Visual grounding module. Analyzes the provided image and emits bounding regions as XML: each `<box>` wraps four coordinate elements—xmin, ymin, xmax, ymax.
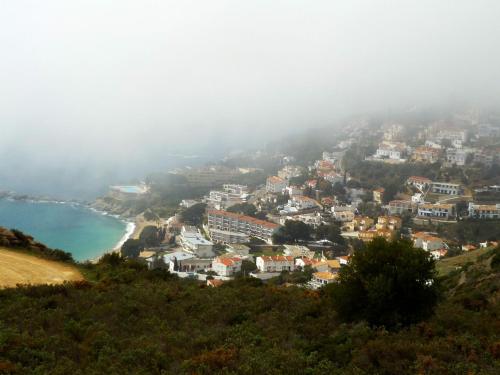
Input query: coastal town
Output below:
<box><xmin>100</xmin><ymin>108</ymin><xmax>500</xmax><ymax>289</ymax></box>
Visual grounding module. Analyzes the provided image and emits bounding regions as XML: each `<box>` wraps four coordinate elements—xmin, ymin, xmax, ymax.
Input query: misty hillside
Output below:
<box><xmin>0</xmin><ymin>246</ymin><xmax>498</xmax><ymax>374</ymax></box>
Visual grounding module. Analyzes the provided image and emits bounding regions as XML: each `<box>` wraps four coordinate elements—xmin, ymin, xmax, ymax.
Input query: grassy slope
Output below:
<box><xmin>436</xmin><ymin>247</ymin><xmax>492</xmax><ymax>276</ymax></box>
<box><xmin>0</xmin><ymin>247</ymin><xmax>83</xmax><ymax>288</ymax></box>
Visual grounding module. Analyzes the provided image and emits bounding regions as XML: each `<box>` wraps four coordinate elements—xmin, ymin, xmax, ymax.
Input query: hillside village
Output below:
<box><xmin>109</xmin><ymin>109</ymin><xmax>500</xmax><ymax>288</ymax></box>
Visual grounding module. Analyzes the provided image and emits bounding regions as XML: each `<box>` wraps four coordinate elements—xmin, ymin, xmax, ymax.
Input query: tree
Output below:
<box><xmin>315</xmin><ymin>223</ymin><xmax>345</xmax><ymax>245</ymax></box>
<box><xmin>139</xmin><ymin>225</ymin><xmax>161</xmax><ymax>247</ymax></box>
<box><xmin>121</xmin><ymin>239</ymin><xmax>142</xmax><ymax>258</ymax></box>
<box><xmin>272</xmin><ymin>220</ymin><xmax>312</xmax><ymax>244</ymax></box>
<box><xmin>180</xmin><ymin>203</ymin><xmax>207</xmax><ymax>226</ymax></box>
<box><xmin>239</xmin><ymin>259</ymin><xmax>257</xmax><ymax>275</ymax></box>
<box><xmin>227</xmin><ymin>203</ymin><xmax>257</xmax><ymax>217</ymax></box>
<box><xmin>326</xmin><ymin>238</ymin><xmax>439</xmax><ymax>328</ymax></box>
<box><xmin>317</xmin><ymin>178</ymin><xmax>333</xmax><ymax>196</ymax></box>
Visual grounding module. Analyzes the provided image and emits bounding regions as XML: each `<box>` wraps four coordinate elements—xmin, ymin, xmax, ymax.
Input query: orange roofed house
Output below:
<box><xmin>266</xmin><ymin>176</ymin><xmax>287</xmax><ymax>193</ymax></box>
<box><xmin>412</xmin><ymin>232</ymin><xmax>447</xmax><ymax>251</ymax></box>
<box><xmin>212</xmin><ymin>256</ymin><xmax>242</xmax><ymax>277</ymax></box>
<box><xmin>412</xmin><ymin>146</ymin><xmax>442</xmax><ymax>163</ymax></box>
<box><xmin>207</xmin><ymin>210</ymin><xmax>280</xmax><ymax>244</ymax></box>
<box><xmin>407</xmin><ymin>176</ymin><xmax>433</xmax><ymax>191</ymax></box>
<box><xmin>256</xmin><ymin>255</ymin><xmax>295</xmax><ymax>273</ymax></box>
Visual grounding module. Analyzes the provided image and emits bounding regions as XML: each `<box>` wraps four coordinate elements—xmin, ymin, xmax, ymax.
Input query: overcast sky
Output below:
<box><xmin>1</xmin><ymin>1</ymin><xmax>500</xmax><ymax>196</ymax></box>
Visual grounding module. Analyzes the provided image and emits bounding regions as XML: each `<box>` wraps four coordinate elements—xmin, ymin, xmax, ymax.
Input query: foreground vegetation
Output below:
<box><xmin>0</xmin><ymin>241</ymin><xmax>499</xmax><ymax>374</ymax></box>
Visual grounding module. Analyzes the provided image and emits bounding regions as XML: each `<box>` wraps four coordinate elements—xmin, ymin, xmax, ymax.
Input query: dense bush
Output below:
<box><xmin>0</xmin><ymin>246</ymin><xmax>499</xmax><ymax>374</ymax></box>
<box><xmin>326</xmin><ymin>238</ymin><xmax>440</xmax><ymax>328</ymax></box>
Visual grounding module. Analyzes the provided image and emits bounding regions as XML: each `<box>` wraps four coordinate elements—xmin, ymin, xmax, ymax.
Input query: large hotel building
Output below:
<box><xmin>207</xmin><ymin>210</ymin><xmax>279</xmax><ymax>244</ymax></box>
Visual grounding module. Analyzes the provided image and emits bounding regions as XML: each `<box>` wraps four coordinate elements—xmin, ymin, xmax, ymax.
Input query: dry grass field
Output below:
<box><xmin>0</xmin><ymin>248</ymin><xmax>83</xmax><ymax>288</ymax></box>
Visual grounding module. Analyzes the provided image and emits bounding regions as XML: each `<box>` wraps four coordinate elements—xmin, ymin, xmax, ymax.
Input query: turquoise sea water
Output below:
<box><xmin>0</xmin><ymin>199</ymin><xmax>128</xmax><ymax>261</ymax></box>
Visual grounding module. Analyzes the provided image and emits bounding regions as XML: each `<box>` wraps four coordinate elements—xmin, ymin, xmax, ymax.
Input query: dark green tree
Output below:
<box><xmin>272</xmin><ymin>220</ymin><xmax>312</xmax><ymax>244</ymax></box>
<box><xmin>180</xmin><ymin>203</ymin><xmax>207</xmax><ymax>226</ymax></box>
<box><xmin>227</xmin><ymin>203</ymin><xmax>257</xmax><ymax>217</ymax></box>
<box><xmin>315</xmin><ymin>223</ymin><xmax>345</xmax><ymax>245</ymax></box>
<box><xmin>326</xmin><ymin>238</ymin><xmax>439</xmax><ymax>328</ymax></box>
<box><xmin>139</xmin><ymin>225</ymin><xmax>161</xmax><ymax>247</ymax></box>
<box><xmin>121</xmin><ymin>239</ymin><xmax>142</xmax><ymax>258</ymax></box>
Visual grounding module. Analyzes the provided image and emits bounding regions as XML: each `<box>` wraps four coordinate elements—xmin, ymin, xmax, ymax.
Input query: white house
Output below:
<box><xmin>310</xmin><ymin>271</ymin><xmax>337</xmax><ymax>289</ymax></box>
<box><xmin>212</xmin><ymin>256</ymin><xmax>242</xmax><ymax>277</ymax></box>
<box><xmin>266</xmin><ymin>176</ymin><xmax>288</xmax><ymax>193</ymax></box>
<box><xmin>417</xmin><ymin>203</ymin><xmax>456</xmax><ymax>220</ymax></box>
<box><xmin>413</xmin><ymin>232</ymin><xmax>447</xmax><ymax>252</ymax></box>
<box><xmin>256</xmin><ymin>255</ymin><xmax>295</xmax><ymax>273</ymax></box>
<box><xmin>178</xmin><ymin>226</ymin><xmax>215</xmax><ymax>258</ymax></box>
<box><xmin>431</xmin><ymin>182</ymin><xmax>463</xmax><ymax>195</ymax></box>
<box><xmin>468</xmin><ymin>202</ymin><xmax>500</xmax><ymax>219</ymax></box>
<box><xmin>284</xmin><ymin>185</ymin><xmax>304</xmax><ymax>197</ymax></box>
<box><xmin>331</xmin><ymin>205</ymin><xmax>356</xmax><ymax>222</ymax></box>
<box><xmin>280</xmin><ymin>196</ymin><xmax>319</xmax><ymax>215</ymax></box>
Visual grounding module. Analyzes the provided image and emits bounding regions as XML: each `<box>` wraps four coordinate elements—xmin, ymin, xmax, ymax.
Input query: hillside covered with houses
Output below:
<box><xmin>106</xmin><ymin>108</ymin><xmax>500</xmax><ymax>289</ymax></box>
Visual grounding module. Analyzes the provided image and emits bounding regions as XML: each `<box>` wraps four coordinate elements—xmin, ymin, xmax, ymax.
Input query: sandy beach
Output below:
<box><xmin>130</xmin><ymin>214</ymin><xmax>161</xmax><ymax>240</ymax></box>
<box><xmin>0</xmin><ymin>248</ymin><xmax>84</xmax><ymax>288</ymax></box>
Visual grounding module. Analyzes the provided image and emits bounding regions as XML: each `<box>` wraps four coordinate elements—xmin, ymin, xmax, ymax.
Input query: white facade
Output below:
<box><xmin>212</xmin><ymin>257</ymin><xmax>242</xmax><ymax>277</ymax></box>
<box><xmin>431</xmin><ymin>182</ymin><xmax>462</xmax><ymax>195</ymax></box>
<box><xmin>178</xmin><ymin>226</ymin><xmax>215</xmax><ymax>258</ymax></box>
<box><xmin>278</xmin><ymin>165</ymin><xmax>303</xmax><ymax>180</ymax></box>
<box><xmin>284</xmin><ymin>185</ymin><xmax>304</xmax><ymax>197</ymax></box>
<box><xmin>280</xmin><ymin>196</ymin><xmax>319</xmax><ymax>215</ymax></box>
<box><xmin>413</xmin><ymin>234</ymin><xmax>446</xmax><ymax>251</ymax></box>
<box><xmin>256</xmin><ymin>256</ymin><xmax>295</xmax><ymax>273</ymax></box>
<box><xmin>446</xmin><ymin>148</ymin><xmax>469</xmax><ymax>166</ymax></box>
<box><xmin>206</xmin><ymin>184</ymin><xmax>249</xmax><ymax>210</ymax></box>
<box><xmin>468</xmin><ymin>202</ymin><xmax>500</xmax><ymax>219</ymax></box>
<box><xmin>266</xmin><ymin>176</ymin><xmax>288</xmax><ymax>193</ymax></box>
<box><xmin>209</xmin><ymin>228</ymin><xmax>250</xmax><ymax>244</ymax></box>
<box><xmin>207</xmin><ymin>210</ymin><xmax>279</xmax><ymax>243</ymax></box>
<box><xmin>417</xmin><ymin>203</ymin><xmax>455</xmax><ymax>220</ymax></box>
<box><xmin>331</xmin><ymin>205</ymin><xmax>356</xmax><ymax>222</ymax></box>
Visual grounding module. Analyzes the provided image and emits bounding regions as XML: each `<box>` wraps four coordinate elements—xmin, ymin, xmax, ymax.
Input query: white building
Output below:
<box><xmin>412</xmin><ymin>193</ymin><xmax>425</xmax><ymax>204</ymax></box>
<box><xmin>207</xmin><ymin>210</ymin><xmax>279</xmax><ymax>243</ymax></box>
<box><xmin>256</xmin><ymin>255</ymin><xmax>295</xmax><ymax>273</ymax></box>
<box><xmin>407</xmin><ymin>176</ymin><xmax>433</xmax><ymax>192</ymax></box>
<box><xmin>278</xmin><ymin>165</ymin><xmax>303</xmax><ymax>180</ymax></box>
<box><xmin>320</xmin><ymin>171</ymin><xmax>344</xmax><ymax>185</ymax></box>
<box><xmin>206</xmin><ymin>184</ymin><xmax>249</xmax><ymax>210</ymax></box>
<box><xmin>284</xmin><ymin>185</ymin><xmax>304</xmax><ymax>197</ymax></box>
<box><xmin>209</xmin><ymin>228</ymin><xmax>250</xmax><ymax>244</ymax></box>
<box><xmin>413</xmin><ymin>232</ymin><xmax>447</xmax><ymax>252</ymax></box>
<box><xmin>369</xmin><ymin>141</ymin><xmax>408</xmax><ymax>162</ymax></box>
<box><xmin>468</xmin><ymin>202</ymin><xmax>500</xmax><ymax>219</ymax></box>
<box><xmin>266</xmin><ymin>176</ymin><xmax>288</xmax><ymax>193</ymax></box>
<box><xmin>431</xmin><ymin>182</ymin><xmax>463</xmax><ymax>195</ymax></box>
<box><xmin>331</xmin><ymin>205</ymin><xmax>356</xmax><ymax>222</ymax></box>
<box><xmin>417</xmin><ymin>203</ymin><xmax>456</xmax><ymax>220</ymax></box>
<box><xmin>309</xmin><ymin>271</ymin><xmax>337</xmax><ymax>289</ymax></box>
<box><xmin>279</xmin><ymin>213</ymin><xmax>322</xmax><ymax>228</ymax></box>
<box><xmin>166</xmin><ymin>252</ymin><xmax>211</xmax><ymax>272</ymax></box>
<box><xmin>212</xmin><ymin>256</ymin><xmax>242</xmax><ymax>277</ymax></box>
<box><xmin>280</xmin><ymin>196</ymin><xmax>319</xmax><ymax>215</ymax></box>
<box><xmin>178</xmin><ymin>226</ymin><xmax>215</xmax><ymax>258</ymax></box>
<box><xmin>446</xmin><ymin>148</ymin><xmax>469</xmax><ymax>166</ymax></box>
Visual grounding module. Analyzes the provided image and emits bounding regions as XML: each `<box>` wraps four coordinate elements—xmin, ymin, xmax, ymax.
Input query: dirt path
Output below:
<box><xmin>0</xmin><ymin>248</ymin><xmax>83</xmax><ymax>288</ymax></box>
